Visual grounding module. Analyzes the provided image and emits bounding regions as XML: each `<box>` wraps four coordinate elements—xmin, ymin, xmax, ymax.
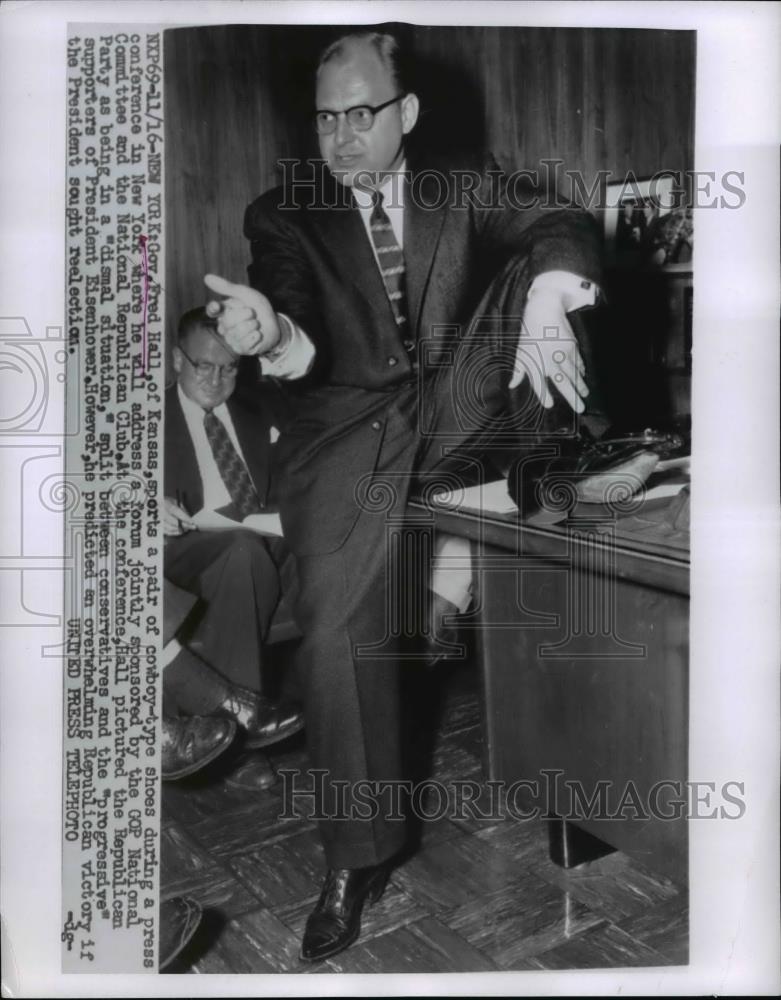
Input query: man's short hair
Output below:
<box><xmin>177</xmin><ymin>306</ymin><xmax>217</xmax><ymax>347</ymax></box>
<box><xmin>317</xmin><ymin>31</ymin><xmax>410</xmax><ymax>94</ymax></box>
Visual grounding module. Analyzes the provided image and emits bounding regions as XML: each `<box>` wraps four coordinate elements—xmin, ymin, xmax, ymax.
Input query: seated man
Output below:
<box><xmin>163</xmin><ymin>306</ymin><xmax>303</xmax><ymax>769</ymax></box>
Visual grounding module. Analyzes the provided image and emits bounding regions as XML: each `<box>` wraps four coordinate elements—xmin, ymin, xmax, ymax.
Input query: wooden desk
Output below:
<box><xmin>411</xmin><ymin>486</ymin><xmax>689</xmax><ymax>884</ymax></box>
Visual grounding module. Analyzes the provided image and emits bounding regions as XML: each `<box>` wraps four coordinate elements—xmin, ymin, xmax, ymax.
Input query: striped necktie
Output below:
<box><xmin>369</xmin><ymin>190</ymin><xmax>410</xmax><ymax>333</ymax></box>
<box><xmin>203</xmin><ymin>410</ymin><xmax>262</xmax><ymax>519</ymax></box>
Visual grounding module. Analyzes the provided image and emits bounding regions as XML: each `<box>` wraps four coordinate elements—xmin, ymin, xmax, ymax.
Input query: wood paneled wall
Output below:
<box><xmin>164</xmin><ymin>24</ymin><xmax>695</xmax><ymax>344</ymax></box>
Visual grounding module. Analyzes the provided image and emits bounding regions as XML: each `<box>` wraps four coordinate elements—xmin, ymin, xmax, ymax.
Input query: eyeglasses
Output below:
<box><xmin>314</xmin><ymin>94</ymin><xmax>405</xmax><ymax>135</ymax></box>
<box><xmin>178</xmin><ymin>345</ymin><xmax>239</xmax><ymax>380</ymax></box>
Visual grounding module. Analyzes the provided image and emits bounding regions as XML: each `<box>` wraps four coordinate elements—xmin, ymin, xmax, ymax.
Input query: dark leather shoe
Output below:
<box><xmin>161</xmin><ymin>715</ymin><xmax>236</xmax><ymax>780</ymax></box>
<box><xmin>300</xmin><ymin>864</ymin><xmax>389</xmax><ymax>963</ymax></box>
<box><xmin>159</xmin><ymin>896</ymin><xmax>202</xmax><ymax>969</ymax></box>
<box><xmin>423</xmin><ymin>591</ymin><xmax>465</xmax><ymax>666</ymax></box>
<box><xmin>215</xmin><ymin>684</ymin><xmax>305</xmax><ymax>749</ymax></box>
<box><xmin>224</xmin><ymin>752</ymin><xmax>277</xmax><ymax>791</ymax></box>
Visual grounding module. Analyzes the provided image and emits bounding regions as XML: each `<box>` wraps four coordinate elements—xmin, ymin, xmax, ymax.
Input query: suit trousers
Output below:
<box><xmin>291</xmin><ymin>254</ymin><xmax>555</xmax><ymax>869</ymax></box>
<box><xmin>164</xmin><ymin>528</ymin><xmax>289</xmax><ymax>710</ymax></box>
<box><xmin>162</xmin><ymin>578</ymin><xmax>212</xmax><ymax>717</ymax></box>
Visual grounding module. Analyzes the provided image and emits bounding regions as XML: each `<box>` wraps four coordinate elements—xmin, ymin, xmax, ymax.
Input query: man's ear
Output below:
<box><xmin>401</xmin><ymin>92</ymin><xmax>419</xmax><ymax>135</ymax></box>
<box><xmin>172</xmin><ymin>346</ymin><xmax>183</xmax><ymax>376</ymax></box>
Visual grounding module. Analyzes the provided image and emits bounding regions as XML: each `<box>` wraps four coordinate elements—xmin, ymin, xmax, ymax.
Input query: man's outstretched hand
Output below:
<box><xmin>203</xmin><ymin>274</ymin><xmax>282</xmax><ymax>356</ymax></box>
<box><xmin>509</xmin><ymin>289</ymin><xmax>589</xmax><ymax>414</ymax></box>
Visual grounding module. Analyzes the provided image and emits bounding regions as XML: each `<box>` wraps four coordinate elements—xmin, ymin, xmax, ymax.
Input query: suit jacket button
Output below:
<box><xmin>387</xmin><ymin>356</ymin><xmax>398</xmax><ymax>366</ymax></box>
<box><xmin>371</xmin><ymin>420</ymin><xmax>381</xmax><ymax>431</ymax></box>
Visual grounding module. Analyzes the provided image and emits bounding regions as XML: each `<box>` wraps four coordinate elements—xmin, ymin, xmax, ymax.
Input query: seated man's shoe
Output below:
<box><xmin>300</xmin><ymin>864</ymin><xmax>389</xmax><ymax>963</ymax></box>
<box><xmin>215</xmin><ymin>684</ymin><xmax>305</xmax><ymax>750</ymax></box>
<box><xmin>224</xmin><ymin>751</ymin><xmax>277</xmax><ymax>791</ymax></box>
<box><xmin>162</xmin><ymin>715</ymin><xmax>237</xmax><ymax>781</ymax></box>
<box><xmin>159</xmin><ymin>896</ymin><xmax>202</xmax><ymax>969</ymax></box>
<box><xmin>423</xmin><ymin>591</ymin><xmax>465</xmax><ymax>667</ymax></box>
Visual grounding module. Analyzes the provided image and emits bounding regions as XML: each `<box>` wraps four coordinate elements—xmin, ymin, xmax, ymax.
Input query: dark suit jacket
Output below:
<box><xmin>243</xmin><ymin>151</ymin><xmax>602</xmax><ymax>555</ymax></box>
<box><xmin>164</xmin><ymin>383</ymin><xmax>277</xmax><ymax>515</ymax></box>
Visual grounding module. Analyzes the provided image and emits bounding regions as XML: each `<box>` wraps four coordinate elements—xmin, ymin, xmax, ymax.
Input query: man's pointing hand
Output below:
<box><xmin>203</xmin><ymin>274</ymin><xmax>282</xmax><ymax>356</ymax></box>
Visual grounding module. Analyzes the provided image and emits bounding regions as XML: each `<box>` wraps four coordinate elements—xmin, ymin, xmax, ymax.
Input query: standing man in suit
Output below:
<box><xmin>164</xmin><ymin>306</ymin><xmax>303</xmax><ymax>788</ymax></box>
<box><xmin>203</xmin><ymin>30</ymin><xmax>602</xmax><ymax>960</ymax></box>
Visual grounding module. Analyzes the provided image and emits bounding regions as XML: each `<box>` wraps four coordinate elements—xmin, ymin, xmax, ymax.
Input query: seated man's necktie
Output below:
<box><xmin>203</xmin><ymin>409</ymin><xmax>262</xmax><ymax>518</ymax></box>
<box><xmin>369</xmin><ymin>190</ymin><xmax>410</xmax><ymax>332</ymax></box>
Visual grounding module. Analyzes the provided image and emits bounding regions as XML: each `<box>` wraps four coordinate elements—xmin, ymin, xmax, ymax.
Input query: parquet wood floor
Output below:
<box><xmin>161</xmin><ymin>658</ymin><xmax>688</xmax><ymax>974</ymax></box>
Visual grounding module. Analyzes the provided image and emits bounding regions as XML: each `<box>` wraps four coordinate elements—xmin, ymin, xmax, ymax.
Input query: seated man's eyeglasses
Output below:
<box><xmin>314</xmin><ymin>94</ymin><xmax>405</xmax><ymax>135</ymax></box>
<box><xmin>178</xmin><ymin>345</ymin><xmax>239</xmax><ymax>380</ymax></box>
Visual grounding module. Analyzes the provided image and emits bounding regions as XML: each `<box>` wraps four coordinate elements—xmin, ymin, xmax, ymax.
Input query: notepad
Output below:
<box><xmin>191</xmin><ymin>509</ymin><xmax>283</xmax><ymax>537</ymax></box>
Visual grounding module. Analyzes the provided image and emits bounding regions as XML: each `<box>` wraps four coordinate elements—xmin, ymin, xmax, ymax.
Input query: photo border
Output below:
<box><xmin>0</xmin><ymin>1</ymin><xmax>778</xmax><ymax>996</ymax></box>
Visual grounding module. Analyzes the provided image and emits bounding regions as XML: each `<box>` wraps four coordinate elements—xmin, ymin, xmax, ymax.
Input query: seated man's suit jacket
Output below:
<box><xmin>163</xmin><ymin>381</ymin><xmax>296</xmax><ymax>700</ymax></box>
<box><xmin>164</xmin><ymin>382</ymin><xmax>277</xmax><ymax>516</ymax></box>
<box><xmin>244</xmin><ymin>150</ymin><xmax>602</xmax><ymax>556</ymax></box>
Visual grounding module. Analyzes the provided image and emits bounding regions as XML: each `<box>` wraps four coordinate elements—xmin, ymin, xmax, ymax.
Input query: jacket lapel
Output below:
<box><xmin>165</xmin><ymin>386</ymin><xmax>204</xmax><ymax>515</ymax></box>
<box><xmin>308</xmin><ymin>177</ymin><xmax>396</xmax><ymax>327</ymax></box>
<box><xmin>309</xmin><ymin>162</ymin><xmax>448</xmax><ymax>334</ymax></box>
<box><xmin>403</xmin><ymin>168</ymin><xmax>448</xmax><ymax>335</ymax></box>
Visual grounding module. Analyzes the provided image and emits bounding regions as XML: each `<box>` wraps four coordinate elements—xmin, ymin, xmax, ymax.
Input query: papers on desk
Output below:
<box><xmin>191</xmin><ymin>509</ymin><xmax>283</xmax><ymax>537</ymax></box>
<box><xmin>642</xmin><ymin>481</ymin><xmax>688</xmax><ymax>502</ymax></box>
<box><xmin>656</xmin><ymin>455</ymin><xmax>691</xmax><ymax>475</ymax></box>
<box><xmin>431</xmin><ymin>479</ymin><xmax>518</xmax><ymax>514</ymax></box>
